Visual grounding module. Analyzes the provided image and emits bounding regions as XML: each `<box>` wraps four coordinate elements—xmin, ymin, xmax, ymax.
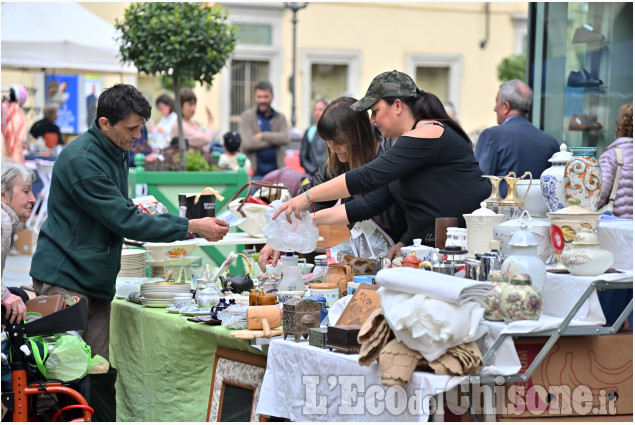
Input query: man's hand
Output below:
<box><xmin>258</xmin><ymin>244</ymin><xmax>281</xmax><ymax>272</ymax></box>
<box><xmin>387</xmin><ymin>242</ymin><xmax>405</xmax><ymax>260</ymax></box>
<box><xmin>188</xmin><ymin>217</ymin><xmax>229</xmax><ymax>242</ymax></box>
<box><xmin>2</xmin><ymin>292</ymin><xmax>26</xmax><ymax>324</ymax></box>
<box><xmin>253</xmin><ymin>132</ymin><xmax>262</xmax><ymax>140</ymax></box>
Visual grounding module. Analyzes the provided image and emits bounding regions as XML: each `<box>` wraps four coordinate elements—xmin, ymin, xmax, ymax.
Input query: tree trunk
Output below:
<box><xmin>172</xmin><ymin>73</ymin><xmax>187</xmax><ymax>169</ymax></box>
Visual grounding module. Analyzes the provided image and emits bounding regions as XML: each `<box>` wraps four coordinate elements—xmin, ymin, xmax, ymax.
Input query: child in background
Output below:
<box><xmin>219</xmin><ymin>131</ymin><xmax>252</xmax><ymax>175</ymax></box>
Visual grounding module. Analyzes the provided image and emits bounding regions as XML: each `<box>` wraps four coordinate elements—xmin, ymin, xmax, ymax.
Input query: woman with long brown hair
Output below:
<box><xmin>258</xmin><ymin>96</ymin><xmax>406</xmax><ymax>270</ymax></box>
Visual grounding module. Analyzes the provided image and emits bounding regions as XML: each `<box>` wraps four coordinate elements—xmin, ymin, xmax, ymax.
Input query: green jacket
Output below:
<box><xmin>30</xmin><ymin>122</ymin><xmax>188</xmax><ymax>300</ymax></box>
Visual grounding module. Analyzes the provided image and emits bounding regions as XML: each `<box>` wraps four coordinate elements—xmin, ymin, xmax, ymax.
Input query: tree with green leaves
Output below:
<box><xmin>497</xmin><ymin>53</ymin><xmax>527</xmax><ymax>82</ymax></box>
<box><xmin>115</xmin><ymin>2</ymin><xmax>237</xmax><ymax>168</ymax></box>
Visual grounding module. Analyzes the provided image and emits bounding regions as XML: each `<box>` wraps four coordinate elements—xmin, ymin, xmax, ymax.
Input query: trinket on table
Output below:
<box><xmin>282</xmin><ymin>298</ymin><xmax>321</xmax><ymax>342</ymax></box>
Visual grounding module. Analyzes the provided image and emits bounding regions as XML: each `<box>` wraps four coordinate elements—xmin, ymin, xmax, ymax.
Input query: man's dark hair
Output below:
<box><xmin>97</xmin><ymin>84</ymin><xmax>151</xmax><ymax>127</ymax></box>
<box><xmin>254</xmin><ymin>81</ymin><xmax>273</xmax><ymax>93</ymax></box>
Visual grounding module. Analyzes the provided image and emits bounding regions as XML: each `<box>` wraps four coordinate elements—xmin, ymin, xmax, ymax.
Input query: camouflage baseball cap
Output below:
<box><xmin>351</xmin><ymin>70</ymin><xmax>418</xmax><ymax>111</ymax></box>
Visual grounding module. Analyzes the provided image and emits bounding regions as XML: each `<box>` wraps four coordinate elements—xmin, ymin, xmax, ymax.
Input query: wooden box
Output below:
<box><xmin>326</xmin><ymin>324</ymin><xmax>361</xmax><ymax>353</ymax></box>
<box><xmin>308</xmin><ymin>327</ymin><xmax>328</xmax><ymax>349</ymax></box>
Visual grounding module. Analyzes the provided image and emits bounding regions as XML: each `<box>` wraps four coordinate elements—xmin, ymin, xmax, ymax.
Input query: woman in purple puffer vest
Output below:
<box><xmin>599</xmin><ymin>102</ymin><xmax>633</xmax><ymax>219</ymax></box>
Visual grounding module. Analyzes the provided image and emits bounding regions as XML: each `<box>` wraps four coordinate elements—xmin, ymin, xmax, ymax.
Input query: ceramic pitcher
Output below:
<box><xmin>564</xmin><ymin>147</ymin><xmax>602</xmax><ymax>211</ymax></box>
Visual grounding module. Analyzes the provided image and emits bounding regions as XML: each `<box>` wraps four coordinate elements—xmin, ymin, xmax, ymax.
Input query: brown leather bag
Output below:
<box><xmin>25</xmin><ymin>295</ymin><xmax>67</xmax><ymax>317</ymax></box>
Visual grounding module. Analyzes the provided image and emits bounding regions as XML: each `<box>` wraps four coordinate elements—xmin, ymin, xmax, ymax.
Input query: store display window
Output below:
<box><xmin>528</xmin><ymin>2</ymin><xmax>633</xmax><ymax>152</ymax></box>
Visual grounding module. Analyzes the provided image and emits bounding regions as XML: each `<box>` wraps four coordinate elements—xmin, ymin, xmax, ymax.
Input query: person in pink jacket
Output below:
<box><xmin>599</xmin><ymin>102</ymin><xmax>633</xmax><ymax>219</ymax></box>
<box><xmin>169</xmin><ymin>88</ymin><xmax>216</xmax><ymax>156</ymax></box>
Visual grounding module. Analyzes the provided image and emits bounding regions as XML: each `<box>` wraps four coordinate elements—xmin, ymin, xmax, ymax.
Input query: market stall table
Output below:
<box><xmin>109</xmin><ymin>299</ymin><xmax>264</xmax><ymax>422</ymax></box>
<box><xmin>256</xmin><ymin>271</ymin><xmax>633</xmax><ymax>422</ymax></box>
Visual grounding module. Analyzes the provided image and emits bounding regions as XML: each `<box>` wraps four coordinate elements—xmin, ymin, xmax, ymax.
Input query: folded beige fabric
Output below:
<box><xmin>359</xmin><ymin>323</ymin><xmax>392</xmax><ymax>366</ymax></box>
<box><xmin>427</xmin><ymin>342</ymin><xmax>483</xmax><ymax>375</ymax></box>
<box><xmin>358</xmin><ymin>308</ymin><xmax>384</xmax><ymax>344</ymax></box>
<box><xmin>358</xmin><ymin>309</ymin><xmax>394</xmax><ymax>366</ymax></box>
<box><xmin>379</xmin><ymin>339</ymin><xmax>422</xmax><ymax>386</ymax></box>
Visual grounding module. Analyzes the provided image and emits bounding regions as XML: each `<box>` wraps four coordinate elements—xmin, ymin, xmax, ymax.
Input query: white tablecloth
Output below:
<box><xmin>598</xmin><ymin>218</ymin><xmax>633</xmax><ymax>271</ymax></box>
<box><xmin>256</xmin><ymin>338</ymin><xmax>450</xmax><ymax>422</ymax></box>
<box><xmin>256</xmin><ymin>271</ymin><xmax>632</xmax><ymax>421</ymax></box>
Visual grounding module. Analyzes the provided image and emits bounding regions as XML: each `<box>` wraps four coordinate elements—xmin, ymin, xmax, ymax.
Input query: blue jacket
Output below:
<box><xmin>475</xmin><ymin>115</ymin><xmax>559</xmax><ymax>179</ymax></box>
<box><xmin>30</xmin><ymin>122</ymin><xmax>189</xmax><ymax>300</ymax></box>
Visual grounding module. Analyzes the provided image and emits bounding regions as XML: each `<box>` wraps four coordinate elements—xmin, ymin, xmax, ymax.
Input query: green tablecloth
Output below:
<box><xmin>109</xmin><ymin>299</ymin><xmax>264</xmax><ymax>422</ymax></box>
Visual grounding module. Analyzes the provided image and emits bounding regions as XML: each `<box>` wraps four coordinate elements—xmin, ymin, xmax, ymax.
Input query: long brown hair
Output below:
<box><xmin>317</xmin><ymin>96</ymin><xmax>377</xmax><ymax>176</ymax></box>
<box><xmin>616</xmin><ymin>102</ymin><xmax>633</xmax><ymax>138</ymax></box>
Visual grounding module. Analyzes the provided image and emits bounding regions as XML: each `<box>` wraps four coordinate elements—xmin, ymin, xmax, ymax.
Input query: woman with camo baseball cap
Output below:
<box><xmin>274</xmin><ymin>70</ymin><xmax>490</xmax><ymax>258</ymax></box>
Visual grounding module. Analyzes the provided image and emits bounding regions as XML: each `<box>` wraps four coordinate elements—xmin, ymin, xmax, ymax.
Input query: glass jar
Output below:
<box><xmin>313</xmin><ymin>254</ymin><xmax>328</xmax><ymax>283</ymax></box>
<box><xmin>445</xmin><ymin>227</ymin><xmax>468</xmax><ymax>260</ymax></box>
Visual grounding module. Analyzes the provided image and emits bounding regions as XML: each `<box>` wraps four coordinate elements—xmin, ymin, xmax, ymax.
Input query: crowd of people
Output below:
<box><xmin>1</xmin><ymin>70</ymin><xmax>633</xmax><ymax>359</ymax></box>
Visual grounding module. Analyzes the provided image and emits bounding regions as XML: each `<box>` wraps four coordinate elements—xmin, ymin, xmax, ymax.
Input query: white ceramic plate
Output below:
<box><xmin>143</xmin><ymin>303</ymin><xmax>170</xmax><ymax>308</ymax></box>
<box><xmin>146</xmin><ymin>257</ymin><xmax>198</xmax><ymax>267</ymax></box>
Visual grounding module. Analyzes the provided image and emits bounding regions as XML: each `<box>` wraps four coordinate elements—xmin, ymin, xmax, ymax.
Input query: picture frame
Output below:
<box><xmin>206</xmin><ymin>346</ymin><xmax>268</xmax><ymax>422</ymax></box>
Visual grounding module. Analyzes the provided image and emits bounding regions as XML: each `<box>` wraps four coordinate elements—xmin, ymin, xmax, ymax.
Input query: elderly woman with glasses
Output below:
<box><xmin>1</xmin><ymin>162</ymin><xmax>36</xmax><ymax>324</ymax></box>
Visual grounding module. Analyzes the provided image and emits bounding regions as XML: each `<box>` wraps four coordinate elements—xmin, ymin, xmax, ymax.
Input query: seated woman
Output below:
<box><xmin>274</xmin><ymin>70</ymin><xmax>491</xmax><ymax>254</ymax></box>
<box><xmin>259</xmin><ymin>96</ymin><xmax>406</xmax><ymax>270</ymax></box>
<box><xmin>169</xmin><ymin>88</ymin><xmax>216</xmax><ymax>156</ymax></box>
<box><xmin>1</xmin><ymin>161</ymin><xmax>36</xmax><ymax>324</ymax></box>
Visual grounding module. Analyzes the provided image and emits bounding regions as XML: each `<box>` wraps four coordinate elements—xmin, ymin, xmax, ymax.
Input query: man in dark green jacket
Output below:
<box><xmin>30</xmin><ymin>84</ymin><xmax>229</xmax><ymax>360</ymax></box>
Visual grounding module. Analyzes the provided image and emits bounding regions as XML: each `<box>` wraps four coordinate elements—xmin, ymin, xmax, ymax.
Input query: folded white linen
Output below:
<box><xmin>375</xmin><ymin>268</ymin><xmax>494</xmax><ymax>306</ymax></box>
<box><xmin>379</xmin><ymin>287</ymin><xmax>488</xmax><ymax>362</ymax></box>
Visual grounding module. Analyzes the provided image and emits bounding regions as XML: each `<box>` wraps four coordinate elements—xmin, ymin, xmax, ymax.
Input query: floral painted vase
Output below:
<box><xmin>484</xmin><ymin>270</ymin><xmax>509</xmax><ymax>321</ymax></box>
<box><xmin>563</xmin><ymin>147</ymin><xmax>602</xmax><ymax>211</ymax></box>
<box><xmin>499</xmin><ymin>273</ymin><xmax>543</xmax><ymax>322</ymax></box>
<box><xmin>540</xmin><ymin>143</ymin><xmax>573</xmax><ymax>212</ymax></box>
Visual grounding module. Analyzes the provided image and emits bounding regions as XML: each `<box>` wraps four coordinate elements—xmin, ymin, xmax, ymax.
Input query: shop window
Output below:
<box><xmin>529</xmin><ymin>2</ymin><xmax>633</xmax><ymax>152</ymax></box>
<box><xmin>416</xmin><ymin>67</ymin><xmax>450</xmax><ymax>107</ymax></box>
<box><xmin>229</xmin><ymin>60</ymin><xmax>270</xmax><ymax>131</ymax></box>
<box><xmin>300</xmin><ymin>50</ymin><xmax>361</xmax><ymax>128</ymax></box>
<box><xmin>310</xmin><ymin>64</ymin><xmax>347</xmax><ymax>118</ymax></box>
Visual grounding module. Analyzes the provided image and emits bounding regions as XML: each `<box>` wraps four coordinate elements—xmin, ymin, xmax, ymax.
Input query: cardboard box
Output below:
<box><xmin>13</xmin><ymin>228</ymin><xmax>35</xmax><ymax>255</ymax></box>
<box><xmin>501</xmin><ymin>331</ymin><xmax>633</xmax><ymax>418</ymax></box>
<box><xmin>498</xmin><ymin>414</ymin><xmax>633</xmax><ymax>422</ymax></box>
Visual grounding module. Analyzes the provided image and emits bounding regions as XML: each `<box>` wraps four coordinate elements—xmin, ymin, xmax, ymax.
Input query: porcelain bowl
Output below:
<box><xmin>144</xmin><ymin>240</ymin><xmax>199</xmax><ymax>262</ymax></box>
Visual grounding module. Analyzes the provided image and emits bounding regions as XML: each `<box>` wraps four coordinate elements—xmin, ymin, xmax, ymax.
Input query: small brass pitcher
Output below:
<box><xmin>499</xmin><ymin>172</ymin><xmax>533</xmax><ymax>206</ymax></box>
<box><xmin>482</xmin><ymin>175</ymin><xmax>504</xmax><ymax>209</ymax></box>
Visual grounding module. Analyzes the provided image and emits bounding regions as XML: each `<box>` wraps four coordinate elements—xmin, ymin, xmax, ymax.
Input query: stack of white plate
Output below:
<box><xmin>118</xmin><ymin>250</ymin><xmax>147</xmax><ymax>278</ymax></box>
<box><xmin>140</xmin><ymin>282</ymin><xmax>191</xmax><ymax>308</ymax></box>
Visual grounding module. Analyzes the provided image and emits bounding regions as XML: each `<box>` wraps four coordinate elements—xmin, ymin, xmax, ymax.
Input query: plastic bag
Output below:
<box><xmin>88</xmin><ymin>354</ymin><xmax>110</xmax><ymax>374</ymax></box>
<box><xmin>45</xmin><ymin>334</ymin><xmax>91</xmax><ymax>381</ymax></box>
<box><xmin>263</xmin><ymin>200</ymin><xmax>320</xmax><ymax>253</ymax></box>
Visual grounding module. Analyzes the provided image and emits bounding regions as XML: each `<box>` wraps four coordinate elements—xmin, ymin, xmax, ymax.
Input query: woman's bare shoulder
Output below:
<box><xmin>404</xmin><ymin>120</ymin><xmax>445</xmax><ymax>139</ymax></box>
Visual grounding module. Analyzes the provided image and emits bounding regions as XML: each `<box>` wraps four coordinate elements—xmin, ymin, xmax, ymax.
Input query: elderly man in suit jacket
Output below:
<box><xmin>475</xmin><ymin>80</ymin><xmax>559</xmax><ymax>180</ymax></box>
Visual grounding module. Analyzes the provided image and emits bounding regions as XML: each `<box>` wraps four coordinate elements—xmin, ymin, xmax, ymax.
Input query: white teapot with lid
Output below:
<box><xmin>501</xmin><ymin>224</ymin><xmax>546</xmax><ymax>292</ymax></box>
<box><xmin>400</xmin><ymin>238</ymin><xmax>439</xmax><ymax>263</ymax></box>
